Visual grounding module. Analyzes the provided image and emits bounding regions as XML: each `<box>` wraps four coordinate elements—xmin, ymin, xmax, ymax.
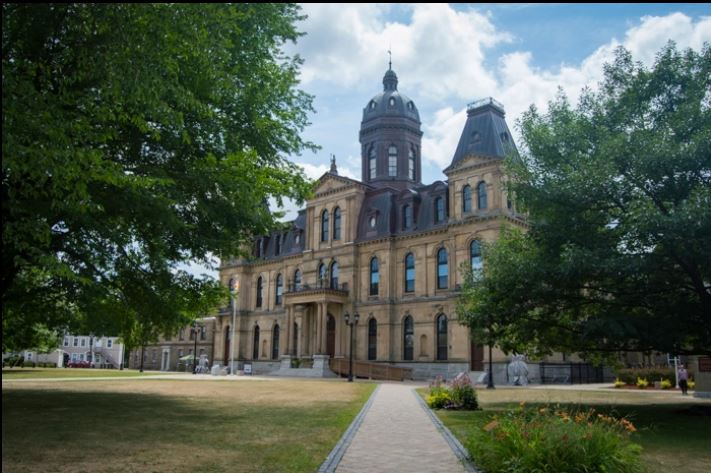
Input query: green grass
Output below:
<box><xmin>3</xmin><ymin>379</ymin><xmax>375</xmax><ymax>473</ymax></box>
<box><xmin>2</xmin><ymin>367</ymin><xmax>161</xmax><ymax>379</ymax></box>
<box><xmin>419</xmin><ymin>387</ymin><xmax>711</xmax><ymax>473</ymax></box>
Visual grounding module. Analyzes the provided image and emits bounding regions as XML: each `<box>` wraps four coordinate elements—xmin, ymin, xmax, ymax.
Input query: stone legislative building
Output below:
<box><xmin>215</xmin><ymin>67</ymin><xmax>526</xmax><ymax>380</ymax></box>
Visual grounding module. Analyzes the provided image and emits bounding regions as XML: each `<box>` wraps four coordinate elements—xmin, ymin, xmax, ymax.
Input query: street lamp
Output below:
<box><xmin>344</xmin><ymin>312</ymin><xmax>359</xmax><ymax>382</ymax></box>
<box><xmin>192</xmin><ymin>319</ymin><xmax>199</xmax><ymax>374</ymax></box>
<box><xmin>487</xmin><ymin>323</ymin><xmax>495</xmax><ymax>389</ymax></box>
<box><xmin>230</xmin><ymin>279</ymin><xmax>239</xmax><ymax>376</ymax></box>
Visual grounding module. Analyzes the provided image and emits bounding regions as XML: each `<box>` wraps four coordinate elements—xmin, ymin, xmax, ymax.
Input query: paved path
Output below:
<box><xmin>334</xmin><ymin>383</ymin><xmax>468</xmax><ymax>473</ymax></box>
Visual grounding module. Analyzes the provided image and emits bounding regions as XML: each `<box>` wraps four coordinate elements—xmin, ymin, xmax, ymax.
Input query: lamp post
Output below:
<box><xmin>192</xmin><ymin>319</ymin><xmax>199</xmax><ymax>374</ymax></box>
<box><xmin>487</xmin><ymin>321</ymin><xmax>495</xmax><ymax>389</ymax></box>
<box><xmin>344</xmin><ymin>312</ymin><xmax>359</xmax><ymax>382</ymax></box>
<box><xmin>230</xmin><ymin>280</ymin><xmax>239</xmax><ymax>376</ymax></box>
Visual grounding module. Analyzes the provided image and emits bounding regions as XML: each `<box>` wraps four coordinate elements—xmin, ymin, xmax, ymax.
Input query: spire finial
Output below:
<box><xmin>329</xmin><ymin>153</ymin><xmax>338</xmax><ymax>175</ymax></box>
<box><xmin>387</xmin><ymin>47</ymin><xmax>392</xmax><ymax>71</ymax></box>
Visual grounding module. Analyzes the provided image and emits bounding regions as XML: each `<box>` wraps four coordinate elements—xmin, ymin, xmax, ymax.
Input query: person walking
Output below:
<box><xmin>678</xmin><ymin>365</ymin><xmax>689</xmax><ymax>395</ymax></box>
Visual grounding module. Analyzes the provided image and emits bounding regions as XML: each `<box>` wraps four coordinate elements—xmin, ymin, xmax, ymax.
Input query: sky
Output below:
<box><xmin>186</xmin><ymin>3</ymin><xmax>711</xmax><ymax>278</ymax></box>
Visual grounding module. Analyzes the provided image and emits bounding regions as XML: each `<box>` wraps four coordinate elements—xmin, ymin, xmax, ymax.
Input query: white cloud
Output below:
<box><xmin>422</xmin><ymin>106</ymin><xmax>467</xmax><ymax>168</ymax></box>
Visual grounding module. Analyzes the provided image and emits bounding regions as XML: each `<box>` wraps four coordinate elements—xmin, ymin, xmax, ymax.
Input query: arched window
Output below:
<box><xmin>370</xmin><ymin>257</ymin><xmax>379</xmax><ymax>296</ymax></box>
<box><xmin>408</xmin><ymin>148</ymin><xmax>415</xmax><ymax>180</ymax></box>
<box><xmin>478</xmin><ymin>181</ymin><xmax>488</xmax><ymax>209</ymax></box>
<box><xmin>293</xmin><ymin>269</ymin><xmax>302</xmax><ymax>291</ymax></box>
<box><xmin>470</xmin><ymin>240</ymin><xmax>483</xmax><ymax>274</ymax></box>
<box><xmin>403</xmin><ymin>316</ymin><xmax>414</xmax><ymax>361</ymax></box>
<box><xmin>462</xmin><ymin>185</ymin><xmax>472</xmax><ymax>213</ymax></box>
<box><xmin>330</xmin><ymin>261</ymin><xmax>339</xmax><ymax>289</ymax></box>
<box><xmin>437</xmin><ymin>248</ymin><xmax>448</xmax><ymax>289</ymax></box>
<box><xmin>405</xmin><ymin>253</ymin><xmax>415</xmax><ymax>293</ymax></box>
<box><xmin>272</xmin><ymin>325</ymin><xmax>280</xmax><ymax>360</ymax></box>
<box><xmin>321</xmin><ymin>210</ymin><xmax>329</xmax><ymax>242</ymax></box>
<box><xmin>318</xmin><ymin>263</ymin><xmax>327</xmax><ymax>286</ymax></box>
<box><xmin>333</xmin><ymin>207</ymin><xmax>341</xmax><ymax>240</ymax></box>
<box><xmin>256</xmin><ymin>276</ymin><xmax>263</xmax><ymax>308</ymax></box>
<box><xmin>437</xmin><ymin>314</ymin><xmax>448</xmax><ymax>360</ymax></box>
<box><xmin>402</xmin><ymin>204</ymin><xmax>412</xmax><ymax>229</ymax></box>
<box><xmin>435</xmin><ymin>196</ymin><xmax>445</xmax><ymax>223</ymax></box>
<box><xmin>253</xmin><ymin>325</ymin><xmax>260</xmax><ymax>360</ymax></box>
<box><xmin>369</xmin><ymin>147</ymin><xmax>376</xmax><ymax>179</ymax></box>
<box><xmin>368</xmin><ymin>318</ymin><xmax>377</xmax><ymax>360</ymax></box>
<box><xmin>275</xmin><ymin>273</ymin><xmax>283</xmax><ymax>305</ymax></box>
<box><xmin>388</xmin><ymin>145</ymin><xmax>397</xmax><ymax>177</ymax></box>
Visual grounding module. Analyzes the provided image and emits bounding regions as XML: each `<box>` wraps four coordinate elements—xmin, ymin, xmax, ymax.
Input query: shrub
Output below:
<box><xmin>614</xmin><ymin>378</ymin><xmax>625</xmax><ymax>389</ymax></box>
<box><xmin>22</xmin><ymin>361</ymin><xmax>36</xmax><ymax>368</ymax></box>
<box><xmin>660</xmin><ymin>379</ymin><xmax>673</xmax><ymax>390</ymax></box>
<box><xmin>615</xmin><ymin>367</ymin><xmax>674</xmax><ymax>385</ymax></box>
<box><xmin>688</xmin><ymin>380</ymin><xmax>695</xmax><ymax>390</ymax></box>
<box><xmin>426</xmin><ymin>374</ymin><xmax>479</xmax><ymax>410</ymax></box>
<box><xmin>636</xmin><ymin>377</ymin><xmax>649</xmax><ymax>389</ymax></box>
<box><xmin>468</xmin><ymin>406</ymin><xmax>645</xmax><ymax>473</ymax></box>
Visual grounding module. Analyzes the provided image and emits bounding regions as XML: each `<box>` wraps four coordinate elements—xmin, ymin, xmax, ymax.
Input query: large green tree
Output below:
<box><xmin>2</xmin><ymin>4</ymin><xmax>315</xmax><ymax>351</ymax></box>
<box><xmin>458</xmin><ymin>43</ymin><xmax>711</xmax><ymax>358</ymax></box>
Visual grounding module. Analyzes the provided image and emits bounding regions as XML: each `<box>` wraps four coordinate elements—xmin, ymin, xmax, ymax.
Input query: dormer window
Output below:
<box><xmin>369</xmin><ymin>100</ymin><xmax>377</xmax><ymax>110</ymax></box>
<box><xmin>500</xmin><ymin>132</ymin><xmax>509</xmax><ymax>142</ymax></box>
<box><xmin>369</xmin><ymin>215</ymin><xmax>377</xmax><ymax>229</ymax></box>
<box><xmin>388</xmin><ymin>97</ymin><xmax>396</xmax><ymax>107</ymax></box>
<box><xmin>294</xmin><ymin>232</ymin><xmax>301</xmax><ymax>245</ymax></box>
<box><xmin>407</xmin><ymin>101</ymin><xmax>414</xmax><ymax>110</ymax></box>
<box><xmin>471</xmin><ymin>131</ymin><xmax>481</xmax><ymax>143</ymax></box>
<box><xmin>403</xmin><ymin>204</ymin><xmax>413</xmax><ymax>230</ymax></box>
<box><xmin>274</xmin><ymin>234</ymin><xmax>281</xmax><ymax>255</ymax></box>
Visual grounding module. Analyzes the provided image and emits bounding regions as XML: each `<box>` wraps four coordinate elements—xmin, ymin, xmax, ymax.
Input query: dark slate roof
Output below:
<box><xmin>257</xmin><ymin>210</ymin><xmax>306</xmax><ymax>260</ymax></box>
<box><xmin>355</xmin><ymin>181</ymin><xmax>450</xmax><ymax>242</ymax></box>
<box><xmin>362</xmin><ymin>69</ymin><xmax>420</xmax><ymax>124</ymax></box>
<box><xmin>447</xmin><ymin>98</ymin><xmax>517</xmax><ymax>170</ymax></box>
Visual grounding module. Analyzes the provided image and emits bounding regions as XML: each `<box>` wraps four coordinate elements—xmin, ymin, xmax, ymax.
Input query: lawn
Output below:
<box><xmin>2</xmin><ymin>368</ymin><xmax>162</xmax><ymax>379</ymax></box>
<box><xmin>425</xmin><ymin>387</ymin><xmax>711</xmax><ymax>473</ymax></box>
<box><xmin>2</xmin><ymin>378</ymin><xmax>375</xmax><ymax>473</ymax></box>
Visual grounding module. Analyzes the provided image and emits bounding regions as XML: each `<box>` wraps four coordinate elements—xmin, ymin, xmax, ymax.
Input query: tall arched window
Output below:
<box><xmin>321</xmin><ymin>210</ymin><xmax>329</xmax><ymax>242</ymax></box>
<box><xmin>403</xmin><ymin>316</ymin><xmax>414</xmax><ymax>361</ymax></box>
<box><xmin>330</xmin><ymin>261</ymin><xmax>339</xmax><ymax>289</ymax></box>
<box><xmin>293</xmin><ymin>269</ymin><xmax>302</xmax><ymax>291</ymax></box>
<box><xmin>462</xmin><ymin>185</ymin><xmax>472</xmax><ymax>213</ymax></box>
<box><xmin>437</xmin><ymin>314</ymin><xmax>448</xmax><ymax>360</ymax></box>
<box><xmin>388</xmin><ymin>145</ymin><xmax>397</xmax><ymax>177</ymax></box>
<box><xmin>370</xmin><ymin>257</ymin><xmax>379</xmax><ymax>296</ymax></box>
<box><xmin>369</xmin><ymin>147</ymin><xmax>376</xmax><ymax>179</ymax></box>
<box><xmin>437</xmin><ymin>248</ymin><xmax>448</xmax><ymax>289</ymax></box>
<box><xmin>408</xmin><ymin>148</ymin><xmax>415</xmax><ymax>180</ymax></box>
<box><xmin>478</xmin><ymin>181</ymin><xmax>488</xmax><ymax>209</ymax></box>
<box><xmin>368</xmin><ymin>318</ymin><xmax>377</xmax><ymax>360</ymax></box>
<box><xmin>470</xmin><ymin>240</ymin><xmax>483</xmax><ymax>274</ymax></box>
<box><xmin>402</xmin><ymin>204</ymin><xmax>412</xmax><ymax>229</ymax></box>
<box><xmin>435</xmin><ymin>196</ymin><xmax>445</xmax><ymax>223</ymax></box>
<box><xmin>318</xmin><ymin>263</ymin><xmax>326</xmax><ymax>286</ymax></box>
<box><xmin>253</xmin><ymin>325</ymin><xmax>260</xmax><ymax>360</ymax></box>
<box><xmin>333</xmin><ymin>207</ymin><xmax>341</xmax><ymax>240</ymax></box>
<box><xmin>272</xmin><ymin>325</ymin><xmax>280</xmax><ymax>360</ymax></box>
<box><xmin>275</xmin><ymin>274</ymin><xmax>283</xmax><ymax>305</ymax></box>
<box><xmin>256</xmin><ymin>276</ymin><xmax>263</xmax><ymax>308</ymax></box>
<box><xmin>405</xmin><ymin>253</ymin><xmax>415</xmax><ymax>293</ymax></box>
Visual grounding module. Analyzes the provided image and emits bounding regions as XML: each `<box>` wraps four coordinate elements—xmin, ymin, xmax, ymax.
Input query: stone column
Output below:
<box><xmin>315</xmin><ymin>303</ymin><xmax>323</xmax><ymax>354</ymax></box>
<box><xmin>285</xmin><ymin>305</ymin><xmax>293</xmax><ymax>355</ymax></box>
<box><xmin>320</xmin><ymin>302</ymin><xmax>328</xmax><ymax>356</ymax></box>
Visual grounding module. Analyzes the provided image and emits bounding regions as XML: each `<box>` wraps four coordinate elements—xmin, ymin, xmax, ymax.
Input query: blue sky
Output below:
<box><xmin>187</xmin><ymin>4</ymin><xmax>710</xmax><ymax>277</ymax></box>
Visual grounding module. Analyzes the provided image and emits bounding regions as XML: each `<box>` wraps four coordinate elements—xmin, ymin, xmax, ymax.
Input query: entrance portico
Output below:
<box><xmin>284</xmin><ymin>285</ymin><xmax>349</xmax><ymax>359</ymax></box>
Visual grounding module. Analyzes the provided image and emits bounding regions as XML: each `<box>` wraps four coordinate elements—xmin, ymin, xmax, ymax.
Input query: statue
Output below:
<box><xmin>507</xmin><ymin>354</ymin><xmax>529</xmax><ymax>386</ymax></box>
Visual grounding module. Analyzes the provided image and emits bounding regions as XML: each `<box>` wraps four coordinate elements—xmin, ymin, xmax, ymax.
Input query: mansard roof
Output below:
<box><xmin>446</xmin><ymin>98</ymin><xmax>517</xmax><ymax>172</ymax></box>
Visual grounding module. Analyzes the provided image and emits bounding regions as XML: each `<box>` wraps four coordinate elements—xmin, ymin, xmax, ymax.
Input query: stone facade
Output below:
<box><xmin>127</xmin><ymin>318</ymin><xmax>216</xmax><ymax>371</ymax></box>
<box><xmin>214</xmin><ymin>69</ymin><xmax>527</xmax><ymax>380</ymax></box>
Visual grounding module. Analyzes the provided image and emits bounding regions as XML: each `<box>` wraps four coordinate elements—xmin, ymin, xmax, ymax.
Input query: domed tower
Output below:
<box><xmin>360</xmin><ymin>67</ymin><xmax>422</xmax><ymax>189</ymax></box>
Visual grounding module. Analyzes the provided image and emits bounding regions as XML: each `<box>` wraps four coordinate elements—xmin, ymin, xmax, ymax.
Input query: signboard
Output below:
<box><xmin>243</xmin><ymin>363</ymin><xmax>253</xmax><ymax>375</ymax></box>
<box><xmin>699</xmin><ymin>357</ymin><xmax>711</xmax><ymax>372</ymax></box>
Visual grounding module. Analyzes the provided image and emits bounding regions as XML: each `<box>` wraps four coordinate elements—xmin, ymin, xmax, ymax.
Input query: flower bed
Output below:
<box><xmin>425</xmin><ymin>374</ymin><xmax>479</xmax><ymax>410</ymax></box>
<box><xmin>467</xmin><ymin>404</ymin><xmax>645</xmax><ymax>473</ymax></box>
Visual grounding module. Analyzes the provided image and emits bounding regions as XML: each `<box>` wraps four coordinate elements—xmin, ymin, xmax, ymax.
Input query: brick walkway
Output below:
<box><xmin>334</xmin><ymin>383</ymin><xmax>468</xmax><ymax>473</ymax></box>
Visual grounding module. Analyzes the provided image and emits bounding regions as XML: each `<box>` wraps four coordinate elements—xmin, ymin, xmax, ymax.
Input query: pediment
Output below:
<box><xmin>445</xmin><ymin>153</ymin><xmax>501</xmax><ymax>174</ymax></box>
<box><xmin>313</xmin><ymin>172</ymin><xmax>368</xmax><ymax>197</ymax></box>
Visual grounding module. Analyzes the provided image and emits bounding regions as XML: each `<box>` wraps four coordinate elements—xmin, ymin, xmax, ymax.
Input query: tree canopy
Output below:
<box><xmin>2</xmin><ymin>4</ymin><xmax>315</xmax><ymax>351</ymax></box>
<box><xmin>458</xmin><ymin>43</ymin><xmax>711</xmax><ymax>358</ymax></box>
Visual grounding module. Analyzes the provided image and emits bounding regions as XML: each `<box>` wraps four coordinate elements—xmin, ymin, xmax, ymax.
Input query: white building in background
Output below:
<box><xmin>19</xmin><ymin>334</ymin><xmax>125</xmax><ymax>368</ymax></box>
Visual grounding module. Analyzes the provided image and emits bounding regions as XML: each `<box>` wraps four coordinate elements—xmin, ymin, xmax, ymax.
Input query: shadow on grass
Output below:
<box><xmin>3</xmin><ymin>387</ymin><xmax>368</xmax><ymax>473</ymax></box>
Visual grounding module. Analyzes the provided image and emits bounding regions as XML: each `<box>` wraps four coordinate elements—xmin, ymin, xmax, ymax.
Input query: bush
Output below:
<box><xmin>688</xmin><ymin>380</ymin><xmax>695</xmax><ymax>390</ymax></box>
<box><xmin>468</xmin><ymin>406</ymin><xmax>645</xmax><ymax>473</ymax></box>
<box><xmin>426</xmin><ymin>374</ymin><xmax>479</xmax><ymax>410</ymax></box>
<box><xmin>660</xmin><ymin>379</ymin><xmax>673</xmax><ymax>390</ymax></box>
<box><xmin>636</xmin><ymin>377</ymin><xmax>649</xmax><ymax>389</ymax></box>
<box><xmin>614</xmin><ymin>378</ymin><xmax>625</xmax><ymax>389</ymax></box>
<box><xmin>615</xmin><ymin>367</ymin><xmax>674</xmax><ymax>385</ymax></box>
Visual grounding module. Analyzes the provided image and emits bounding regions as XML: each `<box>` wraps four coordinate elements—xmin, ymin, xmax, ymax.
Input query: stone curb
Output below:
<box><xmin>413</xmin><ymin>389</ymin><xmax>481</xmax><ymax>473</ymax></box>
<box><xmin>317</xmin><ymin>383</ymin><xmax>381</xmax><ymax>473</ymax></box>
